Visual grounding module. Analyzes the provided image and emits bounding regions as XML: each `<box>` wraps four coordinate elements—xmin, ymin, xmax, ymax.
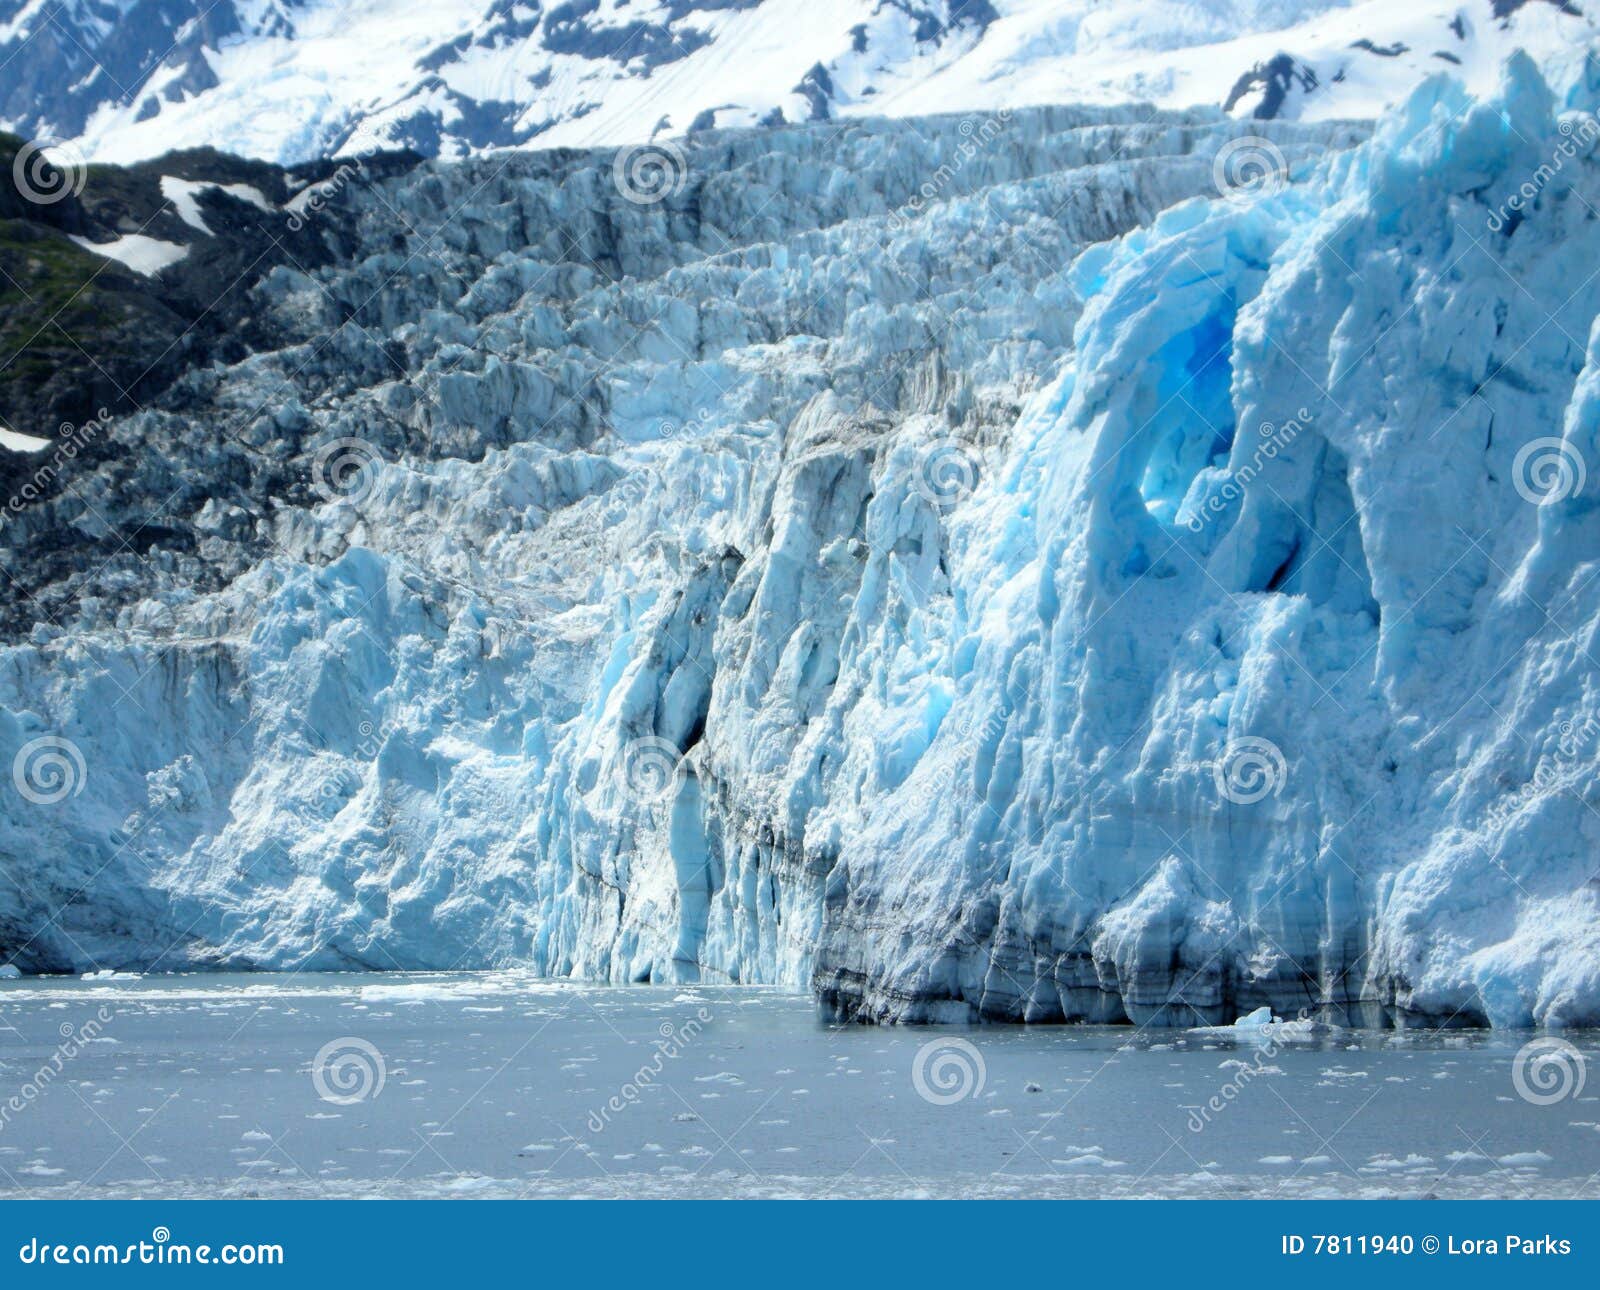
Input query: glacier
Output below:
<box><xmin>4</xmin><ymin>59</ymin><xmax>1600</xmax><ymax>1029</ymax></box>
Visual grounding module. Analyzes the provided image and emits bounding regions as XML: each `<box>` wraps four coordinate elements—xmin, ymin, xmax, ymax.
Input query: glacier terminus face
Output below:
<box><xmin>4</xmin><ymin>51</ymin><xmax>1600</xmax><ymax>1032</ymax></box>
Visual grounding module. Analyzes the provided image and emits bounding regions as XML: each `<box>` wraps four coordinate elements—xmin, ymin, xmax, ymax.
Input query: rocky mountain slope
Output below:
<box><xmin>0</xmin><ymin>129</ymin><xmax>425</xmax><ymax>613</ymax></box>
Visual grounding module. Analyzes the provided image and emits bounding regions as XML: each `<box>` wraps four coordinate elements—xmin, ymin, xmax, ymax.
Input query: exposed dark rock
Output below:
<box><xmin>1222</xmin><ymin>53</ymin><xmax>1319</xmax><ymax>120</ymax></box>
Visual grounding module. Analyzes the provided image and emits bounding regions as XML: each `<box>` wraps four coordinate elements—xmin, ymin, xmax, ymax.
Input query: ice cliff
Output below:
<box><xmin>4</xmin><ymin>62</ymin><xmax>1600</xmax><ymax>1027</ymax></box>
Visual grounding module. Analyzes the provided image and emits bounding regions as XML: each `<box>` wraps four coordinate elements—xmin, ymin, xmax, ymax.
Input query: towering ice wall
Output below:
<box><xmin>817</xmin><ymin>59</ymin><xmax>1600</xmax><ymax>1028</ymax></box>
<box><xmin>2</xmin><ymin>68</ymin><xmax>1599</xmax><ymax>1027</ymax></box>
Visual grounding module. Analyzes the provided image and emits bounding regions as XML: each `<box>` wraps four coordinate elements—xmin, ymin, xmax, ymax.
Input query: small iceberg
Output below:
<box><xmin>1188</xmin><ymin>1007</ymin><xmax>1340</xmax><ymax>1042</ymax></box>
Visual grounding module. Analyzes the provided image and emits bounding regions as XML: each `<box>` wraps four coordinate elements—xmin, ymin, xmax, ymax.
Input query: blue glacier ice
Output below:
<box><xmin>3</xmin><ymin>66</ymin><xmax>1600</xmax><ymax>1027</ymax></box>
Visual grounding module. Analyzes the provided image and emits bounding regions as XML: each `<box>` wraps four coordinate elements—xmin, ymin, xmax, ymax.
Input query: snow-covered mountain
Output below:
<box><xmin>2</xmin><ymin>0</ymin><xmax>1594</xmax><ymax>163</ymax></box>
<box><xmin>5</xmin><ymin>52</ymin><xmax>1600</xmax><ymax>1027</ymax></box>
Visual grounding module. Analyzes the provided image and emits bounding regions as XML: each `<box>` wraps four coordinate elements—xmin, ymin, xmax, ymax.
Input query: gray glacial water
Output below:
<box><xmin>0</xmin><ymin>974</ymin><xmax>1595</xmax><ymax>1198</ymax></box>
